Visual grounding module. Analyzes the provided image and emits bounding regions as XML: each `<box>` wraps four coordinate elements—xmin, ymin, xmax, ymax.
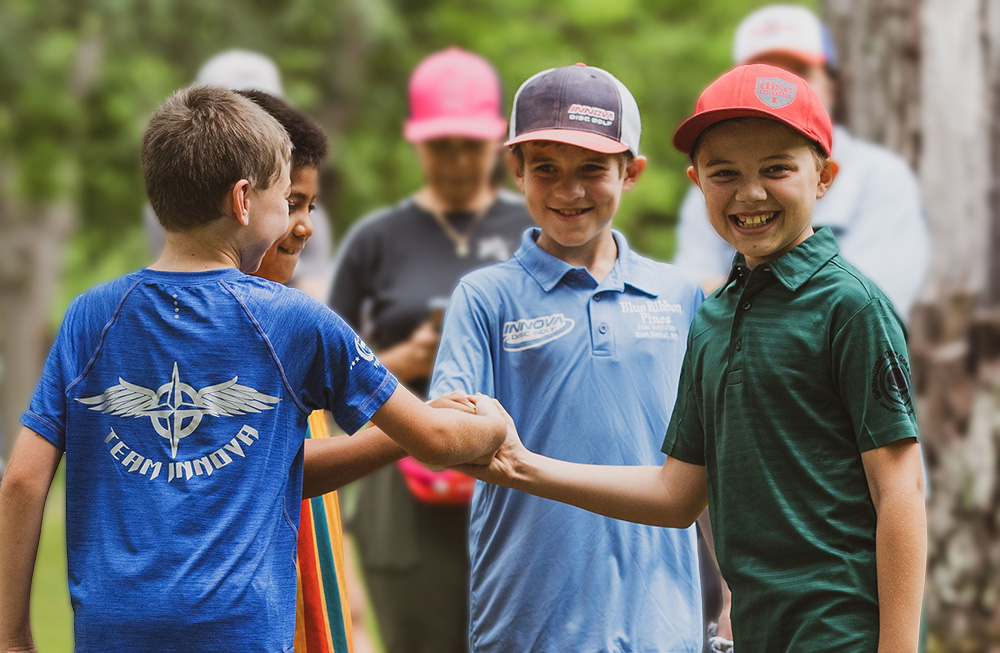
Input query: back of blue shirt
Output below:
<box><xmin>22</xmin><ymin>268</ymin><xmax>396</xmax><ymax>652</ymax></box>
<box><xmin>431</xmin><ymin>230</ymin><xmax>705</xmax><ymax>652</ymax></box>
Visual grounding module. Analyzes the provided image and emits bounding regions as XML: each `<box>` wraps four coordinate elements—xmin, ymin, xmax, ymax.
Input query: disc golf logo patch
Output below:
<box><xmin>567</xmin><ymin>103</ymin><xmax>616</xmax><ymax>127</ymax></box>
<box><xmin>755</xmin><ymin>77</ymin><xmax>797</xmax><ymax>109</ymax></box>
<box><xmin>870</xmin><ymin>350</ymin><xmax>914</xmax><ymax>415</ymax></box>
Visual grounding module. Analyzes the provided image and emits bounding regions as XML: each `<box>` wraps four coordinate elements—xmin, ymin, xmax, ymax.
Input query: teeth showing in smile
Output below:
<box><xmin>734</xmin><ymin>212</ymin><xmax>777</xmax><ymax>228</ymax></box>
<box><xmin>554</xmin><ymin>208</ymin><xmax>588</xmax><ymax>216</ymax></box>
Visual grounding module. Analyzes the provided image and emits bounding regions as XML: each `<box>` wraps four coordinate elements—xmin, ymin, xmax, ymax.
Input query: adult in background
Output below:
<box><xmin>326</xmin><ymin>48</ymin><xmax>533</xmax><ymax>653</ymax></box>
<box><xmin>672</xmin><ymin>4</ymin><xmax>930</xmax><ymax>322</ymax></box>
<box><xmin>143</xmin><ymin>49</ymin><xmax>333</xmax><ymax>300</ymax></box>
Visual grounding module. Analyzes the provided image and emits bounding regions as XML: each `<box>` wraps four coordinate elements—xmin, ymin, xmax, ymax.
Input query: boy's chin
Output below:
<box><xmin>253</xmin><ymin>257</ymin><xmax>296</xmax><ymax>284</ymax></box>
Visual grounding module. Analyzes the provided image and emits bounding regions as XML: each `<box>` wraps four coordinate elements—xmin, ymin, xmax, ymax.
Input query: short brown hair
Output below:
<box><xmin>510</xmin><ymin>142</ymin><xmax>635</xmax><ymax>177</ymax></box>
<box><xmin>142</xmin><ymin>86</ymin><xmax>292</xmax><ymax>231</ymax></box>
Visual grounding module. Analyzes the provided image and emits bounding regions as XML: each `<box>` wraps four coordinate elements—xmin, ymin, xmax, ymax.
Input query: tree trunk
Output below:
<box><xmin>823</xmin><ymin>1</ymin><xmax>1000</xmax><ymax>650</ymax></box>
<box><xmin>0</xmin><ymin>191</ymin><xmax>75</xmax><ymax>468</ymax></box>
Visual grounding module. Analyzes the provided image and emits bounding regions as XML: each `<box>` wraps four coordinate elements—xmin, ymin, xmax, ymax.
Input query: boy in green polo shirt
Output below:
<box><xmin>455</xmin><ymin>63</ymin><xmax>926</xmax><ymax>653</ymax></box>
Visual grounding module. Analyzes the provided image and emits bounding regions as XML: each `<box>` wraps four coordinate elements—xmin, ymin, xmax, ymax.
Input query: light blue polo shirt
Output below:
<box><xmin>430</xmin><ymin>228</ymin><xmax>705</xmax><ymax>653</ymax></box>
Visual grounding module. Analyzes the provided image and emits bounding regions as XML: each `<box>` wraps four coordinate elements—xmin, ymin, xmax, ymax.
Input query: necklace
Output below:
<box><xmin>424</xmin><ymin>200</ymin><xmax>492</xmax><ymax>259</ymax></box>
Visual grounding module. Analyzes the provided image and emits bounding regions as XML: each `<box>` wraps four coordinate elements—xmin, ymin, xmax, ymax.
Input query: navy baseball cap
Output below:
<box><xmin>506</xmin><ymin>63</ymin><xmax>641</xmax><ymax>156</ymax></box>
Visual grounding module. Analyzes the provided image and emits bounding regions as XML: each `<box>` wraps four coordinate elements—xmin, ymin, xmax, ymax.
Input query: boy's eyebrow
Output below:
<box><xmin>703</xmin><ymin>153</ymin><xmax>797</xmax><ymax>167</ymax></box>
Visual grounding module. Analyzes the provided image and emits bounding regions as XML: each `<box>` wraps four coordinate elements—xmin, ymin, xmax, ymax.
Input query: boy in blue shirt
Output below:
<box><xmin>0</xmin><ymin>86</ymin><xmax>507</xmax><ymax>653</ymax></box>
<box><xmin>430</xmin><ymin>64</ymin><xmax>705</xmax><ymax>652</ymax></box>
<box><xmin>457</xmin><ymin>64</ymin><xmax>926</xmax><ymax>652</ymax></box>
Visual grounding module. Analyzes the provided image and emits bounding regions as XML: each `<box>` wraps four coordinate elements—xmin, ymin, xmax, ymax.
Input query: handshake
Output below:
<box><xmin>415</xmin><ymin>390</ymin><xmax>524</xmax><ymax>487</ymax></box>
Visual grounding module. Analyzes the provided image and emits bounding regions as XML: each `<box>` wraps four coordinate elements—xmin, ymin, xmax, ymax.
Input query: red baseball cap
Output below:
<box><xmin>673</xmin><ymin>63</ymin><xmax>833</xmax><ymax>157</ymax></box>
<box><xmin>404</xmin><ymin>47</ymin><xmax>508</xmax><ymax>142</ymax></box>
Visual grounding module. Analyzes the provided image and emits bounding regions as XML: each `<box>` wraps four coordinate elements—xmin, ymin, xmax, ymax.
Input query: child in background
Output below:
<box><xmin>430</xmin><ymin>63</ymin><xmax>705</xmax><ymax>652</ymax></box>
<box><xmin>456</xmin><ymin>64</ymin><xmax>926</xmax><ymax>652</ymax></box>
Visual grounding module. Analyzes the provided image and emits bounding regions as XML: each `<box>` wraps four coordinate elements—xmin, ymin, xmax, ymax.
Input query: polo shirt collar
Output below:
<box><xmin>514</xmin><ymin>228</ymin><xmax>659</xmax><ymax>297</ymax></box>
<box><xmin>719</xmin><ymin>227</ymin><xmax>840</xmax><ymax>295</ymax></box>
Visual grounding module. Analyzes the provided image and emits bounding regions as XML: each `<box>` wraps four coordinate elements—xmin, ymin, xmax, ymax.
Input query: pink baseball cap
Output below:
<box><xmin>672</xmin><ymin>63</ymin><xmax>833</xmax><ymax>157</ymax></box>
<box><xmin>404</xmin><ymin>47</ymin><xmax>508</xmax><ymax>142</ymax></box>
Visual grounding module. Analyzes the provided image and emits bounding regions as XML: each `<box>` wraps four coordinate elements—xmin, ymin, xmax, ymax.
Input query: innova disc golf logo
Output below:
<box><xmin>502</xmin><ymin>313</ymin><xmax>575</xmax><ymax>351</ymax></box>
<box><xmin>755</xmin><ymin>77</ymin><xmax>797</xmax><ymax>108</ymax></box>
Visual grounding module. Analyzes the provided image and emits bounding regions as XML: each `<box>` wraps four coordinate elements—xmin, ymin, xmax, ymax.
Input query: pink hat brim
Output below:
<box><xmin>404</xmin><ymin>116</ymin><xmax>508</xmax><ymax>142</ymax></box>
<box><xmin>504</xmin><ymin>128</ymin><xmax>628</xmax><ymax>154</ymax></box>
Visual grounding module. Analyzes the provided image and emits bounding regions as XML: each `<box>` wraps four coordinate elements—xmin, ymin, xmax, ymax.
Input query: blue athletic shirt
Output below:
<box><xmin>22</xmin><ymin>268</ymin><xmax>397</xmax><ymax>653</ymax></box>
<box><xmin>430</xmin><ymin>229</ymin><xmax>705</xmax><ymax>652</ymax></box>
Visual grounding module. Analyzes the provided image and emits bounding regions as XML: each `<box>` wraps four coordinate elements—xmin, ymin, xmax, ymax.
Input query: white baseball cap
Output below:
<box><xmin>196</xmin><ymin>49</ymin><xmax>284</xmax><ymax>97</ymax></box>
<box><xmin>733</xmin><ymin>5</ymin><xmax>837</xmax><ymax>67</ymax></box>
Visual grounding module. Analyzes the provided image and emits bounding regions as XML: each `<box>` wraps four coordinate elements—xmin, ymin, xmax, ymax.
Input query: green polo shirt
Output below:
<box><xmin>663</xmin><ymin>227</ymin><xmax>919</xmax><ymax>651</ymax></box>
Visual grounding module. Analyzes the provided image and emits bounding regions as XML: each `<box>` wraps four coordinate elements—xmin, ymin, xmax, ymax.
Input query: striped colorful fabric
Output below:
<box><xmin>294</xmin><ymin>411</ymin><xmax>353</xmax><ymax>653</ymax></box>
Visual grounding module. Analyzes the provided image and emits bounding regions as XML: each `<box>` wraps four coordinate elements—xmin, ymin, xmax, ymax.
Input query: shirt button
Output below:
<box><xmin>594</xmin><ymin>293</ymin><xmax>601</xmax><ymax>301</ymax></box>
<box><xmin>735</xmin><ymin>339</ymin><xmax>743</xmax><ymax>351</ymax></box>
<box><xmin>742</xmin><ymin>301</ymin><xmax>752</xmax><ymax>311</ymax></box>
<box><xmin>598</xmin><ymin>323</ymin><xmax>609</xmax><ymax>334</ymax></box>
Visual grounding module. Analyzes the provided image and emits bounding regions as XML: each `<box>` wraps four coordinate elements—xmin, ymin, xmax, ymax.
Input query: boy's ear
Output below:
<box><xmin>506</xmin><ymin>150</ymin><xmax>525</xmax><ymax>192</ymax></box>
<box><xmin>621</xmin><ymin>155</ymin><xmax>647</xmax><ymax>191</ymax></box>
<box><xmin>229</xmin><ymin>179</ymin><xmax>252</xmax><ymax>226</ymax></box>
<box><xmin>816</xmin><ymin>160</ymin><xmax>839</xmax><ymax>199</ymax></box>
<box><xmin>686</xmin><ymin>165</ymin><xmax>701</xmax><ymax>190</ymax></box>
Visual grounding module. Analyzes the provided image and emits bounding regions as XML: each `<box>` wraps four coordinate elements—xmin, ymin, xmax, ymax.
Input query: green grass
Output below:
<box><xmin>31</xmin><ymin>462</ymin><xmax>73</xmax><ymax>652</ymax></box>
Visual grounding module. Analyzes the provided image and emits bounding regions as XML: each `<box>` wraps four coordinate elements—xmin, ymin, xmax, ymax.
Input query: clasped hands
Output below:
<box><xmin>424</xmin><ymin>390</ymin><xmax>524</xmax><ymax>484</ymax></box>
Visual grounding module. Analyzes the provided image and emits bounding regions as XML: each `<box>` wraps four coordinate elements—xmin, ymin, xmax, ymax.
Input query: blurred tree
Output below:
<box><xmin>823</xmin><ymin>0</ymin><xmax>1000</xmax><ymax>650</ymax></box>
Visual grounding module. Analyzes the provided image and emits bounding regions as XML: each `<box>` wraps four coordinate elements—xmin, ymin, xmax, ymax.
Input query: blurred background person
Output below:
<box><xmin>143</xmin><ymin>49</ymin><xmax>333</xmax><ymax>300</ymax></box>
<box><xmin>672</xmin><ymin>4</ymin><xmax>930</xmax><ymax>324</ymax></box>
<box><xmin>326</xmin><ymin>47</ymin><xmax>533</xmax><ymax>653</ymax></box>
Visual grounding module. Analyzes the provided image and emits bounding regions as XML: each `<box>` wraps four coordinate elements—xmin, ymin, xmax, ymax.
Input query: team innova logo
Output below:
<box><xmin>870</xmin><ymin>350</ymin><xmax>914</xmax><ymax>415</ymax></box>
<box><xmin>77</xmin><ymin>362</ymin><xmax>280</xmax><ymax>459</ymax></box>
<box><xmin>502</xmin><ymin>313</ymin><xmax>575</xmax><ymax>351</ymax></box>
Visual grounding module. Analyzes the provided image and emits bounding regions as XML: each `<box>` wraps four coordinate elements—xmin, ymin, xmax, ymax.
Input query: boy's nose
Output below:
<box><xmin>735</xmin><ymin>178</ymin><xmax>767</xmax><ymax>203</ymax></box>
<box><xmin>293</xmin><ymin>212</ymin><xmax>314</xmax><ymax>240</ymax></box>
<box><xmin>553</xmin><ymin>176</ymin><xmax>585</xmax><ymax>201</ymax></box>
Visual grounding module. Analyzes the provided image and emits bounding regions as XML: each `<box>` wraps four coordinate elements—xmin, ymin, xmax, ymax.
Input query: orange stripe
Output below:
<box><xmin>297</xmin><ymin>501</ymin><xmax>333</xmax><ymax>653</ymax></box>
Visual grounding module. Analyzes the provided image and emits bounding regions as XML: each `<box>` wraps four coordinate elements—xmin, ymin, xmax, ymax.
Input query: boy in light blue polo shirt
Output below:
<box><xmin>430</xmin><ymin>64</ymin><xmax>705</xmax><ymax>652</ymax></box>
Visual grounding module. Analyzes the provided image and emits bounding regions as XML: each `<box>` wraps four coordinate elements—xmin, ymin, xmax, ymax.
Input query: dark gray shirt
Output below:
<box><xmin>328</xmin><ymin>190</ymin><xmax>534</xmax><ymax>395</ymax></box>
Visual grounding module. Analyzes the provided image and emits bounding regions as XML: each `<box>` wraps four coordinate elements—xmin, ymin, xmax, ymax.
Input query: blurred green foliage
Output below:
<box><xmin>1</xmin><ymin>0</ymin><xmax>815</xmax><ymax>322</ymax></box>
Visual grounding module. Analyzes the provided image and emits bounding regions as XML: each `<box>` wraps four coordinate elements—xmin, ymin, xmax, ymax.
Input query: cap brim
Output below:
<box><xmin>405</xmin><ymin>116</ymin><xmax>508</xmax><ymax>142</ymax></box>
<box><xmin>743</xmin><ymin>48</ymin><xmax>827</xmax><ymax>67</ymax></box>
<box><xmin>504</xmin><ymin>129</ymin><xmax>629</xmax><ymax>154</ymax></box>
<box><xmin>672</xmin><ymin>107</ymin><xmax>830</xmax><ymax>156</ymax></box>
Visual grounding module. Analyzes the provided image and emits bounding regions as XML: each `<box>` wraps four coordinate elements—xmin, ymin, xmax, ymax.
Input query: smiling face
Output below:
<box><xmin>255</xmin><ymin>165</ymin><xmax>319</xmax><ymax>283</ymax></box>
<box><xmin>688</xmin><ymin>118</ymin><xmax>836</xmax><ymax>269</ymax></box>
<box><xmin>513</xmin><ymin>141</ymin><xmax>644</xmax><ymax>262</ymax></box>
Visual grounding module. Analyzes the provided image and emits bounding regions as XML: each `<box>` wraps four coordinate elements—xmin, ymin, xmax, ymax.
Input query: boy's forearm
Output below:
<box><xmin>507</xmin><ymin>453</ymin><xmax>707</xmax><ymax>528</ymax></box>
<box><xmin>369</xmin><ymin>386</ymin><xmax>506</xmax><ymax>468</ymax></box>
<box><xmin>0</xmin><ymin>430</ymin><xmax>61</xmax><ymax>650</ymax></box>
<box><xmin>302</xmin><ymin>428</ymin><xmax>406</xmax><ymax>499</ymax></box>
<box><xmin>874</xmin><ymin>488</ymin><xmax>926</xmax><ymax>653</ymax></box>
